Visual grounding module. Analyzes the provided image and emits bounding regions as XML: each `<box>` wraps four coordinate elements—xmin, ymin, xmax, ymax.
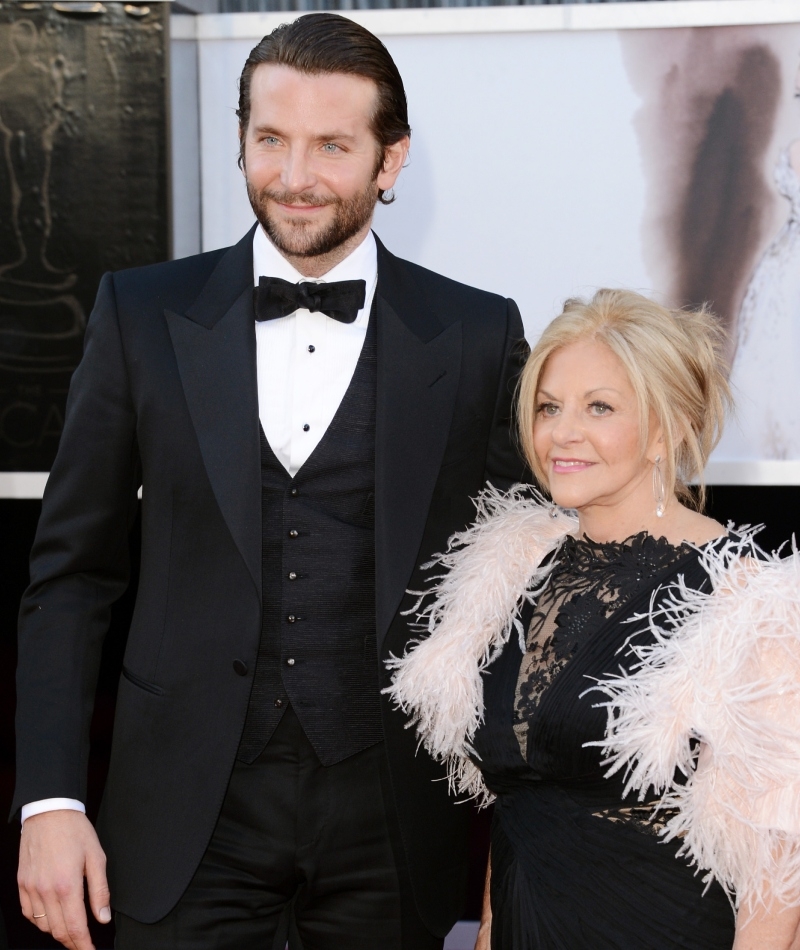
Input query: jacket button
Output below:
<box><xmin>288</xmin><ymin>529</ymin><xmax>298</xmax><ymax>538</ymax></box>
<box><xmin>274</xmin><ymin>698</ymin><xmax>284</xmax><ymax>708</ymax></box>
<box><xmin>288</xmin><ymin>572</ymin><xmax>297</xmax><ymax>581</ymax></box>
<box><xmin>286</xmin><ymin>658</ymin><xmax>295</xmax><ymax>667</ymax></box>
<box><xmin>290</xmin><ymin>488</ymin><xmax>298</xmax><ymax>497</ymax></box>
<box><xmin>287</xmin><ymin>614</ymin><xmax>296</xmax><ymax>623</ymax></box>
<box><xmin>232</xmin><ymin>659</ymin><xmax>248</xmax><ymax>676</ymax></box>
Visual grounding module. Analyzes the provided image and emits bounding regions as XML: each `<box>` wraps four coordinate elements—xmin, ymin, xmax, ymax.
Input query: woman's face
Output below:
<box><xmin>533</xmin><ymin>339</ymin><xmax>660</xmax><ymax>515</ymax></box>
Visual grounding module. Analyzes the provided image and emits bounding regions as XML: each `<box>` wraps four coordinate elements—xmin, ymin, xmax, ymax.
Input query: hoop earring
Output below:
<box><xmin>652</xmin><ymin>455</ymin><xmax>666</xmax><ymax>518</ymax></box>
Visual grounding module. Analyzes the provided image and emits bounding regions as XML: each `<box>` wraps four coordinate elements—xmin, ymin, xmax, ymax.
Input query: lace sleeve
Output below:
<box><xmin>588</xmin><ymin>534</ymin><xmax>800</xmax><ymax>910</ymax></box>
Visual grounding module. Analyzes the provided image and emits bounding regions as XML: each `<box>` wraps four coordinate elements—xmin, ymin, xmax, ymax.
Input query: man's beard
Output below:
<box><xmin>246</xmin><ymin>177</ymin><xmax>379</xmax><ymax>259</ymax></box>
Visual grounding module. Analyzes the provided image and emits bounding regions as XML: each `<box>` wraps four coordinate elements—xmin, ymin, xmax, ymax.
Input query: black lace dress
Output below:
<box><xmin>471</xmin><ymin>533</ymin><xmax>736</xmax><ymax>950</ymax></box>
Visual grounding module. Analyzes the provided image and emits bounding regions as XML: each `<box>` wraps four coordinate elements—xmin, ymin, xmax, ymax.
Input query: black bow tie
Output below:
<box><xmin>254</xmin><ymin>276</ymin><xmax>367</xmax><ymax>325</ymax></box>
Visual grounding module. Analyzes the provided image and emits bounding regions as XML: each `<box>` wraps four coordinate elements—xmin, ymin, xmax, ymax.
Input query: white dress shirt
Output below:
<box><xmin>254</xmin><ymin>225</ymin><xmax>378</xmax><ymax>475</ymax></box>
<box><xmin>22</xmin><ymin>226</ymin><xmax>379</xmax><ymax>823</ymax></box>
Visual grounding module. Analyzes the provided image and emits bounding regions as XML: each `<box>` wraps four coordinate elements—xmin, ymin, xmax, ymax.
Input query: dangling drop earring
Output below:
<box><xmin>652</xmin><ymin>455</ymin><xmax>666</xmax><ymax>518</ymax></box>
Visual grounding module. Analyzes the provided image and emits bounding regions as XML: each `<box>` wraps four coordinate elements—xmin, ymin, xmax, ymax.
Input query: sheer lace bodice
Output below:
<box><xmin>513</xmin><ymin>533</ymin><xmax>692</xmax><ymax>755</ymax></box>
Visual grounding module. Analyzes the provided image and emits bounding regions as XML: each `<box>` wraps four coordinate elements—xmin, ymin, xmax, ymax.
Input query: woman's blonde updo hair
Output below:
<box><xmin>517</xmin><ymin>288</ymin><xmax>732</xmax><ymax>510</ymax></box>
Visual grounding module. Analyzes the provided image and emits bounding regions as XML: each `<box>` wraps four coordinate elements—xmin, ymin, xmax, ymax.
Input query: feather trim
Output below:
<box><xmin>384</xmin><ymin>484</ymin><xmax>577</xmax><ymax>804</ymax></box>
<box><xmin>588</xmin><ymin>529</ymin><xmax>800</xmax><ymax>909</ymax></box>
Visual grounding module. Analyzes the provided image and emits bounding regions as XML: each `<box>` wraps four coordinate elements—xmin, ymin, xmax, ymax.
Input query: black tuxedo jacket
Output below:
<box><xmin>14</xmin><ymin>227</ymin><xmax>528</xmax><ymax>935</ymax></box>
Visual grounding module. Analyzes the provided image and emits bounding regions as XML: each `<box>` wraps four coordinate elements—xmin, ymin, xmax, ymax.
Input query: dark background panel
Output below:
<box><xmin>1</xmin><ymin>486</ymin><xmax>799</xmax><ymax>947</ymax></box>
<box><xmin>0</xmin><ymin>1</ymin><xmax>168</xmax><ymax>472</ymax></box>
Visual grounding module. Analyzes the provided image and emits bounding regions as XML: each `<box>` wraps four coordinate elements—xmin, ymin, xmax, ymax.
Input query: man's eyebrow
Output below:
<box><xmin>250</xmin><ymin>125</ymin><xmax>358</xmax><ymax>144</ymax></box>
<box><xmin>313</xmin><ymin>131</ymin><xmax>358</xmax><ymax>143</ymax></box>
<box><xmin>251</xmin><ymin>124</ymin><xmax>282</xmax><ymax>137</ymax></box>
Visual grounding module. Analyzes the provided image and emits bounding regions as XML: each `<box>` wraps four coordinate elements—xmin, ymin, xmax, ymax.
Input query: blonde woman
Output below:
<box><xmin>388</xmin><ymin>290</ymin><xmax>800</xmax><ymax>950</ymax></box>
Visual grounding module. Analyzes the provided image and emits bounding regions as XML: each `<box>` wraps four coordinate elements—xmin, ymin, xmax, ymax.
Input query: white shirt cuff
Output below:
<box><xmin>21</xmin><ymin>798</ymin><xmax>86</xmax><ymax>824</ymax></box>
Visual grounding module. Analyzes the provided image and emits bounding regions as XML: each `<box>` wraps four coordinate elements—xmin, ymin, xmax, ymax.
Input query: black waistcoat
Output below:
<box><xmin>237</xmin><ymin>310</ymin><xmax>382</xmax><ymax>766</ymax></box>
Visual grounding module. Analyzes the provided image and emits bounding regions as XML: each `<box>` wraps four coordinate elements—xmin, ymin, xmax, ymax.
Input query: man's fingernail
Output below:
<box><xmin>99</xmin><ymin>906</ymin><xmax>111</xmax><ymax>923</ymax></box>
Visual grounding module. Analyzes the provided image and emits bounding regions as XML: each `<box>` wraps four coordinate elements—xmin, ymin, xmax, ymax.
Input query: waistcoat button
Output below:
<box><xmin>286</xmin><ymin>658</ymin><xmax>295</xmax><ymax>667</ymax></box>
<box><xmin>290</xmin><ymin>488</ymin><xmax>298</xmax><ymax>497</ymax></box>
<box><xmin>274</xmin><ymin>698</ymin><xmax>284</xmax><ymax>708</ymax></box>
<box><xmin>232</xmin><ymin>659</ymin><xmax>248</xmax><ymax>676</ymax></box>
<box><xmin>287</xmin><ymin>614</ymin><xmax>296</xmax><ymax>623</ymax></box>
<box><xmin>288</xmin><ymin>572</ymin><xmax>297</xmax><ymax>581</ymax></box>
<box><xmin>288</xmin><ymin>529</ymin><xmax>298</xmax><ymax>538</ymax></box>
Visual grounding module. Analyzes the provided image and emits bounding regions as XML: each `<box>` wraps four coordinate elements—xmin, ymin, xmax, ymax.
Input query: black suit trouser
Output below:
<box><xmin>115</xmin><ymin>706</ymin><xmax>443</xmax><ymax>950</ymax></box>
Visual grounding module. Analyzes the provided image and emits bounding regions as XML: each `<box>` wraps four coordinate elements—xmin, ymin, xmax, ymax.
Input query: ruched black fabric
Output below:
<box><xmin>471</xmin><ymin>534</ymin><xmax>736</xmax><ymax>950</ymax></box>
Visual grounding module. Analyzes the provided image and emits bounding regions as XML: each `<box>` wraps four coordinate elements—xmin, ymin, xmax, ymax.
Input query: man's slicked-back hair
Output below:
<box><xmin>237</xmin><ymin>13</ymin><xmax>411</xmax><ymax>205</ymax></box>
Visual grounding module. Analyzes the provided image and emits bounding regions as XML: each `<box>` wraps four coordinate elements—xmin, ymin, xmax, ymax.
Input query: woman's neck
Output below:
<box><xmin>576</xmin><ymin>497</ymin><xmax>725</xmax><ymax>547</ymax></box>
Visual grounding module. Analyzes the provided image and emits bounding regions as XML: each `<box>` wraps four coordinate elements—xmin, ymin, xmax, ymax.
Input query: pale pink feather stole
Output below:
<box><xmin>590</xmin><ymin>531</ymin><xmax>800</xmax><ymax>911</ymax></box>
<box><xmin>385</xmin><ymin>485</ymin><xmax>577</xmax><ymax>803</ymax></box>
<box><xmin>387</xmin><ymin>487</ymin><xmax>800</xmax><ymax>912</ymax></box>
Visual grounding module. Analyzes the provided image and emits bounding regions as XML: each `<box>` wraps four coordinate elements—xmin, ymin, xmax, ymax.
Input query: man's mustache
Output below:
<box><xmin>261</xmin><ymin>190</ymin><xmax>339</xmax><ymax>208</ymax></box>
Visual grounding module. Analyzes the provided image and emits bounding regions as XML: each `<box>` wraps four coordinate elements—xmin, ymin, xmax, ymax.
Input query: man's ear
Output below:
<box><xmin>377</xmin><ymin>135</ymin><xmax>410</xmax><ymax>191</ymax></box>
<box><xmin>238</xmin><ymin>128</ymin><xmax>247</xmax><ymax>173</ymax></box>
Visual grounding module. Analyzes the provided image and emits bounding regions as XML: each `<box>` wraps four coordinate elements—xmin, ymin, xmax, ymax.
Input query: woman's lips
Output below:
<box><xmin>551</xmin><ymin>459</ymin><xmax>595</xmax><ymax>474</ymax></box>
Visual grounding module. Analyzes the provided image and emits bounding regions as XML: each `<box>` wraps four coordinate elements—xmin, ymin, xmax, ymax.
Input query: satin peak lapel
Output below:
<box><xmin>375</xmin><ymin>294</ymin><xmax>462</xmax><ymax>646</ymax></box>
<box><xmin>165</xmin><ymin>233</ymin><xmax>261</xmax><ymax>598</ymax></box>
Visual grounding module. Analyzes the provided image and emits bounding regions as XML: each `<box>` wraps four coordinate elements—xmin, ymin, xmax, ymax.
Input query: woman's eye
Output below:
<box><xmin>590</xmin><ymin>401</ymin><xmax>613</xmax><ymax>416</ymax></box>
<box><xmin>536</xmin><ymin>402</ymin><xmax>559</xmax><ymax>416</ymax></box>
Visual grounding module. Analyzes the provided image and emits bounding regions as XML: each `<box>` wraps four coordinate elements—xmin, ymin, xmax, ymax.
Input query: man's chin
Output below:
<box><xmin>263</xmin><ymin>226</ymin><xmax>322</xmax><ymax>258</ymax></box>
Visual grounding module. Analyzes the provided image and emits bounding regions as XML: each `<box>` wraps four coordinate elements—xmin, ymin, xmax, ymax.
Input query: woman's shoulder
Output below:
<box><xmin>660</xmin><ymin>507</ymin><xmax>726</xmax><ymax>548</ymax></box>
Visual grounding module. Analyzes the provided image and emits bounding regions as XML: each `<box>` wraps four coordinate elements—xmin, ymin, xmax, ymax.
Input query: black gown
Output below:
<box><xmin>471</xmin><ymin>532</ymin><xmax>736</xmax><ymax>950</ymax></box>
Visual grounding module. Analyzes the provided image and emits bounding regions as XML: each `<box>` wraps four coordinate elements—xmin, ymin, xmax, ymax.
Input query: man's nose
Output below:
<box><xmin>280</xmin><ymin>147</ymin><xmax>316</xmax><ymax>194</ymax></box>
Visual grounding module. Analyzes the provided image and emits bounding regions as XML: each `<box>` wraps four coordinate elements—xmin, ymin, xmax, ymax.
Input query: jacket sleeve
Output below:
<box><xmin>483</xmin><ymin>299</ymin><xmax>530</xmax><ymax>490</ymax></box>
<box><xmin>12</xmin><ymin>272</ymin><xmax>141</xmax><ymax>818</ymax></box>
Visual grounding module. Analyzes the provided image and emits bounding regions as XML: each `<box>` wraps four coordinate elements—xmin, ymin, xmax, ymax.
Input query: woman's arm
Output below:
<box><xmin>734</xmin><ymin>898</ymin><xmax>800</xmax><ymax>949</ymax></box>
<box><xmin>474</xmin><ymin>852</ymin><xmax>492</xmax><ymax>950</ymax></box>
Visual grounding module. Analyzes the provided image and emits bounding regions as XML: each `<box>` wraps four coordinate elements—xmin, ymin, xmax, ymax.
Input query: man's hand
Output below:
<box><xmin>18</xmin><ymin>810</ymin><xmax>111</xmax><ymax>950</ymax></box>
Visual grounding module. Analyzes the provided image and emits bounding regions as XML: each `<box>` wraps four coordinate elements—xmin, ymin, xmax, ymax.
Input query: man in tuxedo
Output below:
<box><xmin>14</xmin><ymin>14</ymin><xmax>527</xmax><ymax>950</ymax></box>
